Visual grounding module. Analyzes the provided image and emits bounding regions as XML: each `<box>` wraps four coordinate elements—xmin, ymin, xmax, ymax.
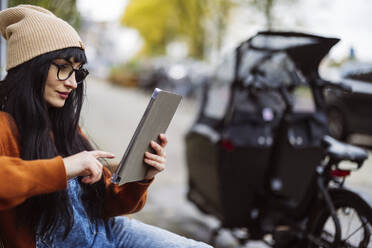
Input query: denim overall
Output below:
<box><xmin>36</xmin><ymin>178</ymin><xmax>212</xmax><ymax>248</ymax></box>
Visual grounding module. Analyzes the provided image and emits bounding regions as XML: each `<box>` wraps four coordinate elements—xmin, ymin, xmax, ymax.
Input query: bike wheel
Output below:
<box><xmin>308</xmin><ymin>189</ymin><xmax>372</xmax><ymax>248</ymax></box>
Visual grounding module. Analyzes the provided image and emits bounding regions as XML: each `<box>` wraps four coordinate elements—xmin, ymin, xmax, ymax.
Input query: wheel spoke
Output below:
<box><xmin>307</xmin><ymin>190</ymin><xmax>372</xmax><ymax>248</ymax></box>
<box><xmin>325</xmin><ymin>207</ymin><xmax>370</xmax><ymax>247</ymax></box>
<box><xmin>343</xmin><ymin>212</ymin><xmax>371</xmax><ymax>247</ymax></box>
<box><xmin>344</xmin><ymin>222</ymin><xmax>365</xmax><ymax>241</ymax></box>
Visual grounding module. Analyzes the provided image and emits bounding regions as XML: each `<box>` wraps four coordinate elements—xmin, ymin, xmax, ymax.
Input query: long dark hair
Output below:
<box><xmin>0</xmin><ymin>47</ymin><xmax>106</xmax><ymax>238</ymax></box>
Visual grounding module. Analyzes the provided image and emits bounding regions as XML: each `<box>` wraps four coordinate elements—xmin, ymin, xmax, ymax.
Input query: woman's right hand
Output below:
<box><xmin>62</xmin><ymin>151</ymin><xmax>115</xmax><ymax>184</ymax></box>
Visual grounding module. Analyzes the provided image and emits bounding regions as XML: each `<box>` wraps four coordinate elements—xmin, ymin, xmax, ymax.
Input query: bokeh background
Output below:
<box><xmin>1</xmin><ymin>1</ymin><xmax>372</xmax><ymax>247</ymax></box>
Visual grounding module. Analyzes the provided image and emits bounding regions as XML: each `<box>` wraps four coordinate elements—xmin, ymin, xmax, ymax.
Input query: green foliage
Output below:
<box><xmin>122</xmin><ymin>0</ymin><xmax>177</xmax><ymax>56</ymax></box>
<box><xmin>121</xmin><ymin>0</ymin><xmax>234</xmax><ymax>59</ymax></box>
<box><xmin>9</xmin><ymin>0</ymin><xmax>81</xmax><ymax>29</ymax></box>
<box><xmin>121</xmin><ymin>0</ymin><xmax>299</xmax><ymax>59</ymax></box>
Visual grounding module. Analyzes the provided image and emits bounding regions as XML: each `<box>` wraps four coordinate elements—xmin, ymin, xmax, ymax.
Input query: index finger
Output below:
<box><xmin>89</xmin><ymin>150</ymin><xmax>115</xmax><ymax>159</ymax></box>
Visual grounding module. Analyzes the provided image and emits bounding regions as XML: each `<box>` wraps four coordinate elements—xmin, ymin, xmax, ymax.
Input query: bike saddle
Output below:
<box><xmin>322</xmin><ymin>135</ymin><xmax>369</xmax><ymax>167</ymax></box>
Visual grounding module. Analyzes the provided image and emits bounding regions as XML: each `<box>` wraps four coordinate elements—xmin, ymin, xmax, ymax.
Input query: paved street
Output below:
<box><xmin>81</xmin><ymin>77</ymin><xmax>372</xmax><ymax>248</ymax></box>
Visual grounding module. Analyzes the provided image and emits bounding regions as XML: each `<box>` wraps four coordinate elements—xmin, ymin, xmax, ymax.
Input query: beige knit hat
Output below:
<box><xmin>0</xmin><ymin>4</ymin><xmax>85</xmax><ymax>71</ymax></box>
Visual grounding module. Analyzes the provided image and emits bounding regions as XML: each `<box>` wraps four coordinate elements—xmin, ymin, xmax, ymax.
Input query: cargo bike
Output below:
<box><xmin>185</xmin><ymin>31</ymin><xmax>372</xmax><ymax>247</ymax></box>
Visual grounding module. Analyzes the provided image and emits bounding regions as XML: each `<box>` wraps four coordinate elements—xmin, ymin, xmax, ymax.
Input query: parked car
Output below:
<box><xmin>325</xmin><ymin>64</ymin><xmax>372</xmax><ymax>140</ymax></box>
<box><xmin>138</xmin><ymin>57</ymin><xmax>212</xmax><ymax>98</ymax></box>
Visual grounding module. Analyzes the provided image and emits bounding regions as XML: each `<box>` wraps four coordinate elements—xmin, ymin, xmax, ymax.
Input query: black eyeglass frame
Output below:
<box><xmin>51</xmin><ymin>62</ymin><xmax>89</xmax><ymax>84</ymax></box>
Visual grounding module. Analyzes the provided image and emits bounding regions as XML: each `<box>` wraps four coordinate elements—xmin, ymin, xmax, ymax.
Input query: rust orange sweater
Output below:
<box><xmin>0</xmin><ymin>111</ymin><xmax>151</xmax><ymax>247</ymax></box>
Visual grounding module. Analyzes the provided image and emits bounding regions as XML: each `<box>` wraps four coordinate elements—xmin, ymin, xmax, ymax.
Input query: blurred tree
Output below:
<box><xmin>239</xmin><ymin>0</ymin><xmax>298</xmax><ymax>30</ymax></box>
<box><xmin>121</xmin><ymin>0</ymin><xmax>233</xmax><ymax>60</ymax></box>
<box><xmin>9</xmin><ymin>0</ymin><xmax>81</xmax><ymax>29</ymax></box>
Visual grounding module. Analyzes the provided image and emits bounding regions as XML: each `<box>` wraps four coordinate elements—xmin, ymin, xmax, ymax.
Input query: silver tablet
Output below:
<box><xmin>112</xmin><ymin>88</ymin><xmax>182</xmax><ymax>185</ymax></box>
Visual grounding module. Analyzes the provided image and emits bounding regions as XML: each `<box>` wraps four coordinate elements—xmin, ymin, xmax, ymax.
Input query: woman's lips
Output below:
<box><xmin>57</xmin><ymin>91</ymin><xmax>69</xmax><ymax>99</ymax></box>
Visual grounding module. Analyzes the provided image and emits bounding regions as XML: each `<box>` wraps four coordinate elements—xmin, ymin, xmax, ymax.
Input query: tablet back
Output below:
<box><xmin>112</xmin><ymin>88</ymin><xmax>182</xmax><ymax>185</ymax></box>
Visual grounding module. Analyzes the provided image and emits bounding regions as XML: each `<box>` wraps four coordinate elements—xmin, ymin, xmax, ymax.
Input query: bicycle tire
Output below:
<box><xmin>307</xmin><ymin>188</ymin><xmax>372</xmax><ymax>248</ymax></box>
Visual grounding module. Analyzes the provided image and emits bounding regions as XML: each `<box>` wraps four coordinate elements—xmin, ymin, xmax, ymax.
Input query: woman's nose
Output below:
<box><xmin>64</xmin><ymin>72</ymin><xmax>78</xmax><ymax>89</ymax></box>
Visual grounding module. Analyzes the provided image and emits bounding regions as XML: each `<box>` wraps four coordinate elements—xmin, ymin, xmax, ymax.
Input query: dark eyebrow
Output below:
<box><xmin>56</xmin><ymin>58</ymin><xmax>83</xmax><ymax>68</ymax></box>
<box><xmin>54</xmin><ymin>58</ymin><xmax>71</xmax><ymax>65</ymax></box>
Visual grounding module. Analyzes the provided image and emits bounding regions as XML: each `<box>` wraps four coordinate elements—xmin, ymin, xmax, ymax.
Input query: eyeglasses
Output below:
<box><xmin>51</xmin><ymin>62</ymin><xmax>89</xmax><ymax>84</ymax></box>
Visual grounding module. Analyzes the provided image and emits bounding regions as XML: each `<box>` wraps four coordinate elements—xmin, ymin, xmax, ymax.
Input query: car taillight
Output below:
<box><xmin>221</xmin><ymin>139</ymin><xmax>235</xmax><ymax>152</ymax></box>
<box><xmin>330</xmin><ymin>169</ymin><xmax>350</xmax><ymax>177</ymax></box>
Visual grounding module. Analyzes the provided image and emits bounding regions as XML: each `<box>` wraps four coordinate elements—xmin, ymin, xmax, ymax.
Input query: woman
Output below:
<box><xmin>0</xmin><ymin>5</ymin><xmax>212</xmax><ymax>248</ymax></box>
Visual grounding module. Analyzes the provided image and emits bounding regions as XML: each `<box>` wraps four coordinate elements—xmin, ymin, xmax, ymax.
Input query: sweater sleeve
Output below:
<box><xmin>102</xmin><ymin>167</ymin><xmax>153</xmax><ymax>218</ymax></box>
<box><xmin>0</xmin><ymin>156</ymin><xmax>67</xmax><ymax>210</ymax></box>
<box><xmin>0</xmin><ymin>112</ymin><xmax>67</xmax><ymax>210</ymax></box>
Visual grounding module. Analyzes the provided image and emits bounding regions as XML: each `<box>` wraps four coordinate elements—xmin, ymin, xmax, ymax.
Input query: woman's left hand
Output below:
<box><xmin>143</xmin><ymin>133</ymin><xmax>168</xmax><ymax>180</ymax></box>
